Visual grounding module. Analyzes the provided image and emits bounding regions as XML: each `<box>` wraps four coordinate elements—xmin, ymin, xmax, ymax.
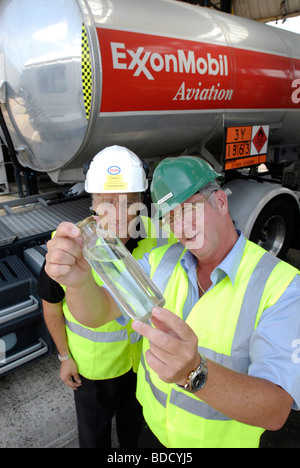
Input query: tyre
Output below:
<box><xmin>249</xmin><ymin>198</ymin><xmax>295</xmax><ymax>259</ymax></box>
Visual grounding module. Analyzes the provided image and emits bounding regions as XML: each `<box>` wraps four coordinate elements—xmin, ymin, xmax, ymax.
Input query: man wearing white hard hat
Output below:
<box><xmin>38</xmin><ymin>146</ymin><xmax>175</xmax><ymax>448</ymax></box>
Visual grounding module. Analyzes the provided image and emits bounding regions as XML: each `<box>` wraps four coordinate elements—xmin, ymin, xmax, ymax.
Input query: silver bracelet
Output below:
<box><xmin>58</xmin><ymin>353</ymin><xmax>71</xmax><ymax>362</ymax></box>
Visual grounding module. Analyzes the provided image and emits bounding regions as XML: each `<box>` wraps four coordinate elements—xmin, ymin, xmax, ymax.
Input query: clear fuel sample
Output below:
<box><xmin>77</xmin><ymin>217</ymin><xmax>165</xmax><ymax>322</ymax></box>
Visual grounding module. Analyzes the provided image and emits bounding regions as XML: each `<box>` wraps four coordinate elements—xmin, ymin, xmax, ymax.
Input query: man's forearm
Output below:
<box><xmin>195</xmin><ymin>359</ymin><xmax>293</xmax><ymax>431</ymax></box>
<box><xmin>65</xmin><ymin>270</ymin><xmax>121</xmax><ymax>327</ymax></box>
<box><xmin>133</xmin><ymin>308</ymin><xmax>293</xmax><ymax>432</ymax></box>
<box><xmin>42</xmin><ymin>300</ymin><xmax>70</xmax><ymax>356</ymax></box>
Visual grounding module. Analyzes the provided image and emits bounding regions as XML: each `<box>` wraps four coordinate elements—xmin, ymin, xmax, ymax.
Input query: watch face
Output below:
<box><xmin>192</xmin><ymin>372</ymin><xmax>206</xmax><ymax>390</ymax></box>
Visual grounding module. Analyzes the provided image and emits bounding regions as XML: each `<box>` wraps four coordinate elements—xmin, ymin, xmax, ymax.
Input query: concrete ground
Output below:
<box><xmin>0</xmin><ymin>249</ymin><xmax>299</xmax><ymax>449</ymax></box>
<box><xmin>0</xmin><ymin>353</ymin><xmax>79</xmax><ymax>448</ymax></box>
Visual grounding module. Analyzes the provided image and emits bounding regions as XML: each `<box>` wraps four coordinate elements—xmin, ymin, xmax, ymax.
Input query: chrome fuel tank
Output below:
<box><xmin>0</xmin><ymin>0</ymin><xmax>299</xmax><ymax>182</ymax></box>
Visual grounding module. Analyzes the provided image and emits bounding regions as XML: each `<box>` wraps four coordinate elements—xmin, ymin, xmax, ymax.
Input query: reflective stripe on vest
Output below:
<box><xmin>151</xmin><ymin>243</ymin><xmax>281</xmax><ymax>360</ymax></box>
<box><xmin>151</xmin><ymin>242</ymin><xmax>195</xmax><ymax>318</ymax></box>
<box><xmin>65</xmin><ymin>317</ymin><xmax>141</xmax><ymax>345</ymax></box>
<box><xmin>137</xmin><ymin>240</ymin><xmax>298</xmax><ymax>447</ymax></box>
<box><xmin>140</xmin><ymin>250</ymin><xmax>281</xmax><ymax>417</ymax></box>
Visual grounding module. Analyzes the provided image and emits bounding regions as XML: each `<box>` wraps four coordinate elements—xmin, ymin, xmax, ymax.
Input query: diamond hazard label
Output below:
<box><xmin>251</xmin><ymin>125</ymin><xmax>269</xmax><ymax>155</ymax></box>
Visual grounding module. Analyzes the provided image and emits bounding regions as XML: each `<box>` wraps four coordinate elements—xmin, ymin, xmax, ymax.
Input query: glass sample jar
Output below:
<box><xmin>77</xmin><ymin>216</ymin><xmax>165</xmax><ymax>322</ymax></box>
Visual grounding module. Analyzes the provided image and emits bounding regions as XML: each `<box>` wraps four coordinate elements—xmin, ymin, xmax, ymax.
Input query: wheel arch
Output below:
<box><xmin>224</xmin><ymin>179</ymin><xmax>300</xmax><ymax>240</ymax></box>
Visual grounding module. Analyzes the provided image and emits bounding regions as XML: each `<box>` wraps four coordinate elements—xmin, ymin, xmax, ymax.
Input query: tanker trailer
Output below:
<box><xmin>0</xmin><ymin>0</ymin><xmax>300</xmax><ymax>375</ymax></box>
<box><xmin>0</xmin><ymin>0</ymin><xmax>300</xmax><ymax>256</ymax></box>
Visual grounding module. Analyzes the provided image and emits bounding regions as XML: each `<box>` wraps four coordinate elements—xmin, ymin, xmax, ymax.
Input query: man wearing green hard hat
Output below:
<box><xmin>131</xmin><ymin>155</ymin><xmax>300</xmax><ymax>448</ymax></box>
<box><xmin>151</xmin><ymin>155</ymin><xmax>224</xmax><ymax>220</ymax></box>
<box><xmin>150</xmin><ymin>156</ymin><xmax>225</xmax><ymax>249</ymax></box>
<box><xmin>45</xmin><ymin>154</ymin><xmax>300</xmax><ymax>448</ymax></box>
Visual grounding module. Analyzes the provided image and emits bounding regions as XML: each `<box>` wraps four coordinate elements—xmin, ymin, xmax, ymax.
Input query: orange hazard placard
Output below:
<box><xmin>226</xmin><ymin>126</ymin><xmax>252</xmax><ymax>145</ymax></box>
<box><xmin>225</xmin><ymin>155</ymin><xmax>267</xmax><ymax>171</ymax></box>
<box><xmin>224</xmin><ymin>125</ymin><xmax>269</xmax><ymax>171</ymax></box>
<box><xmin>226</xmin><ymin>141</ymin><xmax>251</xmax><ymax>160</ymax></box>
<box><xmin>225</xmin><ymin>126</ymin><xmax>252</xmax><ymax>160</ymax></box>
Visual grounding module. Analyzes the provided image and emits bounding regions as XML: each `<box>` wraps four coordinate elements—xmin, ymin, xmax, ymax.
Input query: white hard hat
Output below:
<box><xmin>85</xmin><ymin>146</ymin><xmax>148</xmax><ymax>193</ymax></box>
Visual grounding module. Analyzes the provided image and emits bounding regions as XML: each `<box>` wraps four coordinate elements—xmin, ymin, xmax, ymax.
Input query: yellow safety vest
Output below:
<box><xmin>136</xmin><ymin>240</ymin><xmax>299</xmax><ymax>448</ymax></box>
<box><xmin>62</xmin><ymin>216</ymin><xmax>176</xmax><ymax>380</ymax></box>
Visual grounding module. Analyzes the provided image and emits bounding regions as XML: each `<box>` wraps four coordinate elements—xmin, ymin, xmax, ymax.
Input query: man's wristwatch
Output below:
<box><xmin>58</xmin><ymin>353</ymin><xmax>71</xmax><ymax>362</ymax></box>
<box><xmin>177</xmin><ymin>355</ymin><xmax>208</xmax><ymax>393</ymax></box>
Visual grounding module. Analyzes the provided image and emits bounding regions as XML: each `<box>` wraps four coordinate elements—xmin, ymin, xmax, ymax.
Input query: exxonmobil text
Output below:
<box><xmin>111</xmin><ymin>42</ymin><xmax>229</xmax><ymax>81</ymax></box>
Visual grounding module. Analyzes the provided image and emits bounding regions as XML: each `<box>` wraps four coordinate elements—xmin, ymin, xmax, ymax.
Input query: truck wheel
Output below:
<box><xmin>249</xmin><ymin>198</ymin><xmax>295</xmax><ymax>259</ymax></box>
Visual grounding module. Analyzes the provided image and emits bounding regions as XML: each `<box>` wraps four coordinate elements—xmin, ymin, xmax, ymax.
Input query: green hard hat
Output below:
<box><xmin>150</xmin><ymin>156</ymin><xmax>224</xmax><ymax>219</ymax></box>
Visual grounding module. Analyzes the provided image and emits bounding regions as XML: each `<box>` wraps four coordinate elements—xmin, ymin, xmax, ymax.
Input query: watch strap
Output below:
<box><xmin>58</xmin><ymin>353</ymin><xmax>71</xmax><ymax>362</ymax></box>
<box><xmin>177</xmin><ymin>354</ymin><xmax>207</xmax><ymax>393</ymax></box>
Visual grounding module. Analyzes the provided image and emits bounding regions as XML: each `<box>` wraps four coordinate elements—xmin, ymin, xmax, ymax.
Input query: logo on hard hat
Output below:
<box><xmin>108</xmin><ymin>166</ymin><xmax>121</xmax><ymax>175</ymax></box>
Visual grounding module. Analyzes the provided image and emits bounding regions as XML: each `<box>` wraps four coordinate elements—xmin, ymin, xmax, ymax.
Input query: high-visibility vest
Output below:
<box><xmin>136</xmin><ymin>240</ymin><xmax>299</xmax><ymax>448</ymax></box>
<box><xmin>62</xmin><ymin>216</ymin><xmax>176</xmax><ymax>380</ymax></box>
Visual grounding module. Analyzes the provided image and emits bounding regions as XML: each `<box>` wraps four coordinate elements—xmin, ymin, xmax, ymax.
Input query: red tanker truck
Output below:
<box><xmin>0</xmin><ymin>0</ymin><xmax>299</xmax><ymax>374</ymax></box>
